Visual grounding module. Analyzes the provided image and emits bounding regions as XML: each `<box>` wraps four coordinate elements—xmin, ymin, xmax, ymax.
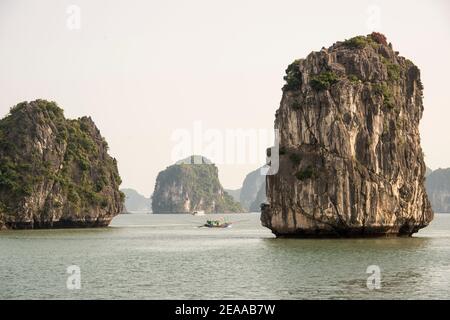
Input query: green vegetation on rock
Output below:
<box><xmin>295</xmin><ymin>166</ymin><xmax>316</xmax><ymax>181</ymax></box>
<box><xmin>347</xmin><ymin>74</ymin><xmax>360</xmax><ymax>84</ymax></box>
<box><xmin>283</xmin><ymin>59</ymin><xmax>302</xmax><ymax>91</ymax></box>
<box><xmin>289</xmin><ymin>153</ymin><xmax>301</xmax><ymax>166</ymax></box>
<box><xmin>310</xmin><ymin>71</ymin><xmax>339</xmax><ymax>91</ymax></box>
<box><xmin>342</xmin><ymin>36</ymin><xmax>369</xmax><ymax>49</ymax></box>
<box><xmin>343</xmin><ymin>33</ymin><xmax>384</xmax><ymax>50</ymax></box>
<box><xmin>380</xmin><ymin>57</ymin><xmax>401</xmax><ymax>82</ymax></box>
<box><xmin>387</xmin><ymin>63</ymin><xmax>401</xmax><ymax>81</ymax></box>
<box><xmin>291</xmin><ymin>101</ymin><xmax>301</xmax><ymax>110</ymax></box>
<box><xmin>373</xmin><ymin>82</ymin><xmax>395</xmax><ymax>108</ymax></box>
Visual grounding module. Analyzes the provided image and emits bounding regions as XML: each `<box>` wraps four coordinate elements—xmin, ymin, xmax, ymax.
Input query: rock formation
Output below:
<box><xmin>152</xmin><ymin>155</ymin><xmax>243</xmax><ymax>213</ymax></box>
<box><xmin>0</xmin><ymin>100</ymin><xmax>124</xmax><ymax>229</ymax></box>
<box><xmin>224</xmin><ymin>167</ymin><xmax>267</xmax><ymax>212</ymax></box>
<box><xmin>261</xmin><ymin>33</ymin><xmax>433</xmax><ymax>237</ymax></box>
<box><xmin>239</xmin><ymin>167</ymin><xmax>266</xmax><ymax>211</ymax></box>
<box><xmin>250</xmin><ymin>184</ymin><xmax>266</xmax><ymax>212</ymax></box>
<box><xmin>121</xmin><ymin>188</ymin><xmax>152</xmax><ymax>213</ymax></box>
<box><xmin>425</xmin><ymin>168</ymin><xmax>450</xmax><ymax>213</ymax></box>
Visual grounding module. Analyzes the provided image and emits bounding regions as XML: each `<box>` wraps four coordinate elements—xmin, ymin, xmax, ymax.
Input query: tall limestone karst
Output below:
<box><xmin>152</xmin><ymin>155</ymin><xmax>242</xmax><ymax>213</ymax></box>
<box><xmin>0</xmin><ymin>100</ymin><xmax>124</xmax><ymax>229</ymax></box>
<box><xmin>261</xmin><ymin>33</ymin><xmax>433</xmax><ymax>237</ymax></box>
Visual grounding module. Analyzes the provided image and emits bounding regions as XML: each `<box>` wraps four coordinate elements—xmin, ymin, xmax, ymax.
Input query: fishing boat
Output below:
<box><xmin>191</xmin><ymin>210</ymin><xmax>205</xmax><ymax>216</ymax></box>
<box><xmin>203</xmin><ymin>218</ymin><xmax>232</xmax><ymax>228</ymax></box>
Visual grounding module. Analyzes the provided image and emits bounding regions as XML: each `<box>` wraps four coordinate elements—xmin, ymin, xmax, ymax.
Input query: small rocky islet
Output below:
<box><xmin>0</xmin><ymin>100</ymin><xmax>124</xmax><ymax>229</ymax></box>
<box><xmin>151</xmin><ymin>155</ymin><xmax>242</xmax><ymax>213</ymax></box>
<box><xmin>261</xmin><ymin>33</ymin><xmax>433</xmax><ymax>237</ymax></box>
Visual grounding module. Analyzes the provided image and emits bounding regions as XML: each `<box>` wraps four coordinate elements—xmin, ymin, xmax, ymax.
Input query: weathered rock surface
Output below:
<box><xmin>0</xmin><ymin>100</ymin><xmax>124</xmax><ymax>229</ymax></box>
<box><xmin>239</xmin><ymin>167</ymin><xmax>266</xmax><ymax>211</ymax></box>
<box><xmin>261</xmin><ymin>33</ymin><xmax>433</xmax><ymax>237</ymax></box>
<box><xmin>152</xmin><ymin>155</ymin><xmax>242</xmax><ymax>213</ymax></box>
<box><xmin>250</xmin><ymin>183</ymin><xmax>266</xmax><ymax>212</ymax></box>
<box><xmin>426</xmin><ymin>168</ymin><xmax>450</xmax><ymax>213</ymax></box>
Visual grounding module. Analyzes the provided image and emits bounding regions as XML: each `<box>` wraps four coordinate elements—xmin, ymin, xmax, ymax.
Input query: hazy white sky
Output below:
<box><xmin>1</xmin><ymin>0</ymin><xmax>449</xmax><ymax>196</ymax></box>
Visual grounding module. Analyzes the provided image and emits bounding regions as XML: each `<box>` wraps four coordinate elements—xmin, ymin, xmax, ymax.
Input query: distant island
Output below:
<box><xmin>121</xmin><ymin>188</ymin><xmax>152</xmax><ymax>213</ymax></box>
<box><xmin>426</xmin><ymin>168</ymin><xmax>450</xmax><ymax>213</ymax></box>
<box><xmin>151</xmin><ymin>155</ymin><xmax>242</xmax><ymax>213</ymax></box>
<box><xmin>225</xmin><ymin>167</ymin><xmax>266</xmax><ymax>212</ymax></box>
<box><xmin>261</xmin><ymin>33</ymin><xmax>433</xmax><ymax>237</ymax></box>
<box><xmin>0</xmin><ymin>100</ymin><xmax>124</xmax><ymax>230</ymax></box>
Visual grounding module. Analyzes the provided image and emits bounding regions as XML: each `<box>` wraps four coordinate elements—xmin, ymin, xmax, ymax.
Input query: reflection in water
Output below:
<box><xmin>259</xmin><ymin>236</ymin><xmax>439</xmax><ymax>299</ymax></box>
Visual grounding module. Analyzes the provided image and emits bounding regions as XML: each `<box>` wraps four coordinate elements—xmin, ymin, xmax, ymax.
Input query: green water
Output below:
<box><xmin>0</xmin><ymin>213</ymin><xmax>449</xmax><ymax>299</ymax></box>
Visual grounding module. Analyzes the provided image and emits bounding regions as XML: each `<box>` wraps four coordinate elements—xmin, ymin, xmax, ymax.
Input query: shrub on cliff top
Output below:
<box><xmin>369</xmin><ymin>32</ymin><xmax>388</xmax><ymax>46</ymax></box>
<box><xmin>283</xmin><ymin>60</ymin><xmax>302</xmax><ymax>91</ymax></box>
<box><xmin>343</xmin><ymin>34</ymin><xmax>387</xmax><ymax>50</ymax></box>
<box><xmin>343</xmin><ymin>36</ymin><xmax>368</xmax><ymax>49</ymax></box>
<box><xmin>310</xmin><ymin>71</ymin><xmax>339</xmax><ymax>91</ymax></box>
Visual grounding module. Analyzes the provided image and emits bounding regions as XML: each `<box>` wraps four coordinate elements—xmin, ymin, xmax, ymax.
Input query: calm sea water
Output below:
<box><xmin>0</xmin><ymin>213</ymin><xmax>449</xmax><ymax>299</ymax></box>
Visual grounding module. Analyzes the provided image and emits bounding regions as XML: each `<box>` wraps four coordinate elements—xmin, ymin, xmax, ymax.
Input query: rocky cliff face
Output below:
<box><xmin>261</xmin><ymin>33</ymin><xmax>433</xmax><ymax>237</ymax></box>
<box><xmin>152</xmin><ymin>155</ymin><xmax>242</xmax><ymax>213</ymax></box>
<box><xmin>426</xmin><ymin>168</ymin><xmax>450</xmax><ymax>213</ymax></box>
<box><xmin>250</xmin><ymin>184</ymin><xmax>266</xmax><ymax>212</ymax></box>
<box><xmin>239</xmin><ymin>167</ymin><xmax>266</xmax><ymax>211</ymax></box>
<box><xmin>0</xmin><ymin>100</ymin><xmax>124</xmax><ymax>229</ymax></box>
